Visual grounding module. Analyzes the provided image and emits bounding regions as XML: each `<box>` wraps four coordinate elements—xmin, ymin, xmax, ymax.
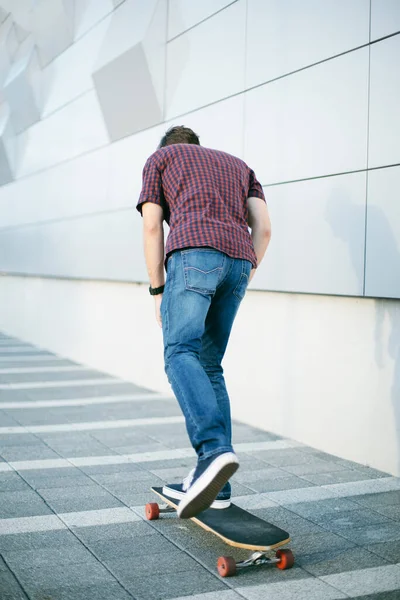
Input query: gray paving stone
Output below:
<box><xmin>233</xmin><ymin>466</ymin><xmax>292</xmax><ymax>484</ymax></box>
<box><xmin>0</xmin><ymin>472</ymin><xmax>31</xmax><ymax>492</ymax></box>
<box><xmin>0</xmin><ymin>433</ymin><xmax>44</xmax><ymax>447</ymax></box>
<box><xmin>0</xmin><ymin>391</ymin><xmax>33</xmax><ymax>403</ymax></box>
<box><xmin>74</xmin><ymin>520</ymin><xmax>156</xmax><ymax>544</ymax></box>
<box><xmin>169</xmin><ymin>592</ymin><xmax>243</xmax><ymax>600</ymax></box>
<box><xmin>354</xmin><ymin>490</ymin><xmax>400</xmax><ymax>509</ymax></box>
<box><xmin>26</xmin><ymin>382</ymin><xmax>149</xmax><ymax>400</ymax></box>
<box><xmin>347</xmin><ymin>592</ymin><xmax>400</xmax><ymax>600</ymax></box>
<box><xmin>0</xmin><ymin>411</ymin><xmax>22</xmax><ymax>426</ymax></box>
<box><xmin>101</xmin><ymin>478</ymin><xmax>163</xmax><ymax>496</ymax></box>
<box><xmin>321</xmin><ymin>564</ymin><xmax>400</xmax><ymax>597</ymax></box>
<box><xmin>338</xmin><ymin>522</ymin><xmax>400</xmax><ymax>545</ymax></box>
<box><xmin>3</xmin><ymin>542</ymin><xmax>98</xmax><ymax>572</ymax></box>
<box><xmin>318</xmin><ymin>508</ymin><xmax>392</xmax><ymax>534</ymax></box>
<box><xmin>299</xmin><ymin>545</ymin><xmax>390</xmax><ymax>576</ymax></box>
<box><xmin>283</xmin><ymin>459</ymin><xmax>347</xmax><ymax>476</ymax></box>
<box><xmin>299</xmin><ymin>469</ymin><xmax>377</xmax><ymax>486</ymax></box>
<box><xmin>0</xmin><ymin>370</ymin><xmax>112</xmax><ymax>383</ymax></box>
<box><xmin>0</xmin><ymin>359</ymin><xmax>80</xmax><ymax>368</ymax></box>
<box><xmin>244</xmin><ymin>475</ymin><xmax>315</xmax><ymax>493</ymax></box>
<box><xmin>19</xmin><ymin>468</ymin><xmax>96</xmax><ymax>490</ymax></box>
<box><xmin>366</xmin><ymin>540</ymin><xmax>400</xmax><ymax>564</ymax></box>
<box><xmin>289</xmin><ymin>530</ymin><xmax>356</xmax><ymax>567</ymax></box>
<box><xmin>90</xmin><ymin>470</ymin><xmax>156</xmax><ymax>486</ymax></box>
<box><xmin>138</xmin><ymin>457</ymin><xmax>195</xmax><ymax>471</ymax></box>
<box><xmin>106</xmin><ymin>548</ymin><xmax>200</xmax><ymax>578</ymax></box>
<box><xmin>110</xmin><ymin>488</ymin><xmax>156</xmax><ymax>506</ymax></box>
<box><xmin>89</xmin><ymin>533</ymin><xmax>177</xmax><ymax>561</ymax></box>
<box><xmin>279</xmin><ymin>497</ymin><xmax>360</xmax><ymax>523</ymax></box>
<box><xmin>16</xmin><ymin>562</ymin><xmax>116</xmax><ymax>595</ymax></box>
<box><xmin>0</xmin><ymin>489</ymin><xmax>55</xmax><ymax>518</ymax></box>
<box><xmin>78</xmin><ymin>462</ymin><xmax>146</xmax><ymax>476</ymax></box>
<box><xmin>26</xmin><ymin>582</ymin><xmax>134</xmax><ymax>600</ymax></box>
<box><xmin>371</xmin><ymin>504</ymin><xmax>400</xmax><ymax>521</ymax></box>
<box><xmin>248</xmin><ymin>448</ymin><xmax>323</xmax><ymax>467</ymax></box>
<box><xmin>89</xmin><ymin>429</ymin><xmax>155</xmax><ymax>444</ymax></box>
<box><xmin>0</xmin><ymin>529</ymin><xmax>84</xmax><ymax>552</ymax></box>
<box><xmin>106</xmin><ymin>441</ymin><xmax>171</xmax><ymax>455</ymax></box>
<box><xmin>236</xmin><ymin>577</ymin><xmax>348</xmax><ymax>600</ymax></box>
<box><xmin>121</xmin><ymin>567</ymin><xmax>225</xmax><ymax>600</ymax></box>
<box><xmin>0</xmin><ymin>570</ymin><xmax>28</xmax><ymax>600</ymax></box>
<box><xmin>38</xmin><ymin>485</ymin><xmax>123</xmax><ymax>512</ymax></box>
<box><xmin>0</xmin><ymin>444</ymin><xmax>61</xmax><ymax>461</ymax></box>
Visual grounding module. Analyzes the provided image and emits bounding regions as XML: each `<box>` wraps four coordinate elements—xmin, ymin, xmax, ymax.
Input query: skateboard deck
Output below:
<box><xmin>146</xmin><ymin>486</ymin><xmax>293</xmax><ymax>576</ymax></box>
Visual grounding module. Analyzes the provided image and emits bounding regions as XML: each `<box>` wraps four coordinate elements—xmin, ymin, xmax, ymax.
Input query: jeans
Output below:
<box><xmin>161</xmin><ymin>248</ymin><xmax>252</xmax><ymax>461</ymax></box>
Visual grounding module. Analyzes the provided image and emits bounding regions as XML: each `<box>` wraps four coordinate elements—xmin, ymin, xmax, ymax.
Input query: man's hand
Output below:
<box><xmin>154</xmin><ymin>295</ymin><xmax>163</xmax><ymax>328</ymax></box>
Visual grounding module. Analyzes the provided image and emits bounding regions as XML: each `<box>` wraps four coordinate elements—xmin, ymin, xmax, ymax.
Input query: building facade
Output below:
<box><xmin>0</xmin><ymin>0</ymin><xmax>399</xmax><ymax>475</ymax></box>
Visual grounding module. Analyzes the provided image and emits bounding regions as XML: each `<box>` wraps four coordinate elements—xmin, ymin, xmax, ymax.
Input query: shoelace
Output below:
<box><xmin>182</xmin><ymin>467</ymin><xmax>195</xmax><ymax>491</ymax></box>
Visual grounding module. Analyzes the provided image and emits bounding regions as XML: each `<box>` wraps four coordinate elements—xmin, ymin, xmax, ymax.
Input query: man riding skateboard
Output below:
<box><xmin>137</xmin><ymin>126</ymin><xmax>271</xmax><ymax>518</ymax></box>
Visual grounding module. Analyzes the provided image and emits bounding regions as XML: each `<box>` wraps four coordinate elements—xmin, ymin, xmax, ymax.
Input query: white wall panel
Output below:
<box><xmin>42</xmin><ymin>15</ymin><xmax>111</xmax><ymax>118</ymax></box>
<box><xmin>165</xmin><ymin>0</ymin><xmax>245</xmax><ymax>119</ymax></box>
<box><xmin>168</xmin><ymin>0</ymin><xmax>235</xmax><ymax>39</ymax></box>
<box><xmin>246</xmin><ymin>0</ymin><xmax>369</xmax><ymax>88</ymax></box>
<box><xmin>16</xmin><ymin>91</ymin><xmax>109</xmax><ymax>178</ymax></box>
<box><xmin>365</xmin><ymin>167</ymin><xmax>400</xmax><ymax>299</ymax></box>
<box><xmin>75</xmin><ymin>0</ymin><xmax>114</xmax><ymax>40</ymax></box>
<box><xmin>371</xmin><ymin>0</ymin><xmax>400</xmax><ymax>40</ymax></box>
<box><xmin>244</xmin><ymin>48</ymin><xmax>369</xmax><ymax>185</ymax></box>
<box><xmin>251</xmin><ymin>172</ymin><xmax>366</xmax><ymax>296</ymax></box>
<box><xmin>0</xmin><ymin>122</ymin><xmax>165</xmax><ymax>228</ymax></box>
<box><xmin>0</xmin><ymin>210</ymin><xmax>147</xmax><ymax>281</ymax></box>
<box><xmin>165</xmin><ymin>94</ymin><xmax>244</xmax><ymax>159</ymax></box>
<box><xmin>368</xmin><ymin>35</ymin><xmax>400</xmax><ymax>169</ymax></box>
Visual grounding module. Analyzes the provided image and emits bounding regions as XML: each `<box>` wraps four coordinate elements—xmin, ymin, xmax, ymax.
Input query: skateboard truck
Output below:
<box><xmin>217</xmin><ymin>549</ymin><xmax>294</xmax><ymax>577</ymax></box>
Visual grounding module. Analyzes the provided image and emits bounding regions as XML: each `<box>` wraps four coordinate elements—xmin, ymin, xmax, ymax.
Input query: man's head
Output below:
<box><xmin>158</xmin><ymin>126</ymin><xmax>200</xmax><ymax>149</ymax></box>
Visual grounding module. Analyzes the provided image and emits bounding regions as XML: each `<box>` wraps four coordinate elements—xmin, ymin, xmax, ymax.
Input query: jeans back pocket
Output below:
<box><xmin>182</xmin><ymin>250</ymin><xmax>225</xmax><ymax>296</ymax></box>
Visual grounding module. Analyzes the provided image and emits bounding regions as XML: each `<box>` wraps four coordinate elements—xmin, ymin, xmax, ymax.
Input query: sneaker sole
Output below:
<box><xmin>162</xmin><ymin>486</ymin><xmax>231</xmax><ymax>509</ymax></box>
<box><xmin>177</xmin><ymin>453</ymin><xmax>239</xmax><ymax>519</ymax></box>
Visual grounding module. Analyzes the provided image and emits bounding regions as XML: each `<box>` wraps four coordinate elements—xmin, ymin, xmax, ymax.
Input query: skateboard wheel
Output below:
<box><xmin>217</xmin><ymin>556</ymin><xmax>237</xmax><ymax>577</ymax></box>
<box><xmin>276</xmin><ymin>549</ymin><xmax>294</xmax><ymax>570</ymax></box>
<box><xmin>145</xmin><ymin>502</ymin><xmax>160</xmax><ymax>520</ymax></box>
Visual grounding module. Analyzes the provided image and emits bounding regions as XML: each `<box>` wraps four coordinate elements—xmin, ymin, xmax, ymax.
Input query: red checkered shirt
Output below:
<box><xmin>137</xmin><ymin>144</ymin><xmax>265</xmax><ymax>268</ymax></box>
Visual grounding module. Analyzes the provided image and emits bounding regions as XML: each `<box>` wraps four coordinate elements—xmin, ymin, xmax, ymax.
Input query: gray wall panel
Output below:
<box><xmin>368</xmin><ymin>35</ymin><xmax>400</xmax><ymax>169</ymax></box>
<box><xmin>365</xmin><ymin>167</ymin><xmax>400</xmax><ymax>299</ymax></box>
<box><xmin>251</xmin><ymin>173</ymin><xmax>367</xmax><ymax>296</ymax></box>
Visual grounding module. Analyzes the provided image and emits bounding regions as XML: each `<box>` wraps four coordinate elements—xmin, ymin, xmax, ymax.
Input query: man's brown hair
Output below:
<box><xmin>158</xmin><ymin>126</ymin><xmax>200</xmax><ymax>148</ymax></box>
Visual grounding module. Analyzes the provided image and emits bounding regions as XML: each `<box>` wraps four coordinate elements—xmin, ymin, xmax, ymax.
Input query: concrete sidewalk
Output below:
<box><xmin>0</xmin><ymin>331</ymin><xmax>399</xmax><ymax>600</ymax></box>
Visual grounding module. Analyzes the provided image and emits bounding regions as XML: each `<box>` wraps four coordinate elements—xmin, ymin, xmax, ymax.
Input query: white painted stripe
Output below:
<box><xmin>321</xmin><ymin>564</ymin><xmax>400</xmax><ymax>597</ymax></box>
<box><xmin>0</xmin><ymin>507</ymin><xmax>141</xmax><ymax>536</ymax></box>
<box><xmin>0</xmin><ymin>440</ymin><xmax>330</xmax><ymax>473</ymax></box>
<box><xmin>237</xmin><ymin>577</ymin><xmax>349</xmax><ymax>600</ymax></box>
<box><xmin>0</xmin><ymin>366</ymin><xmax>90</xmax><ymax>375</ymax></box>
<box><xmin>0</xmin><ymin>355</ymin><xmax>64</xmax><ymax>362</ymax></box>
<box><xmin>0</xmin><ymin>377</ymin><xmax>120</xmax><ymax>390</ymax></box>
<box><xmin>234</xmin><ymin>476</ymin><xmax>400</xmax><ymax>509</ymax></box>
<box><xmin>0</xmin><ymin>415</ymin><xmax>185</xmax><ymax>435</ymax></box>
<box><xmin>0</xmin><ymin>514</ymin><xmax>67</xmax><ymax>535</ymax></box>
<box><xmin>0</xmin><ymin>392</ymin><xmax>172</xmax><ymax>409</ymax></box>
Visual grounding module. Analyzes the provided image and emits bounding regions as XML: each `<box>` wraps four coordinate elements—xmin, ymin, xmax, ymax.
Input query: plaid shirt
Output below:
<box><xmin>137</xmin><ymin>144</ymin><xmax>265</xmax><ymax>268</ymax></box>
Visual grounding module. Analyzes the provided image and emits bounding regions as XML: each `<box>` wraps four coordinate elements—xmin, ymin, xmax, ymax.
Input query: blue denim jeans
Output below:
<box><xmin>161</xmin><ymin>249</ymin><xmax>252</xmax><ymax>461</ymax></box>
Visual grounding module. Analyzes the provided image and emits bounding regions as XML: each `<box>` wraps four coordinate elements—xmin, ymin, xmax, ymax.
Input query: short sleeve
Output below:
<box><xmin>136</xmin><ymin>156</ymin><xmax>163</xmax><ymax>216</ymax></box>
<box><xmin>248</xmin><ymin>169</ymin><xmax>265</xmax><ymax>202</ymax></box>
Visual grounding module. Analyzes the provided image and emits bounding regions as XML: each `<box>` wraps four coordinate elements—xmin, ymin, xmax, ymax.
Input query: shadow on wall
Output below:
<box><xmin>326</xmin><ymin>189</ymin><xmax>400</xmax><ymax>474</ymax></box>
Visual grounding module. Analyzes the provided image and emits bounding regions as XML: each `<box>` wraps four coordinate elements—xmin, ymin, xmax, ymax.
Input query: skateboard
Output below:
<box><xmin>145</xmin><ymin>486</ymin><xmax>294</xmax><ymax>577</ymax></box>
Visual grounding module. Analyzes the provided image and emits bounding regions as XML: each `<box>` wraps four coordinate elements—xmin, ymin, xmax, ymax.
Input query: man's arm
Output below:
<box><xmin>142</xmin><ymin>202</ymin><xmax>165</xmax><ymax>287</ymax></box>
<box><xmin>142</xmin><ymin>202</ymin><xmax>165</xmax><ymax>327</ymax></box>
<box><xmin>247</xmin><ymin>196</ymin><xmax>271</xmax><ymax>281</ymax></box>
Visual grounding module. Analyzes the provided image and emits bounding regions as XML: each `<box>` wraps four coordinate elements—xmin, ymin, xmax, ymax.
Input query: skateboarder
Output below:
<box><xmin>137</xmin><ymin>126</ymin><xmax>271</xmax><ymax>518</ymax></box>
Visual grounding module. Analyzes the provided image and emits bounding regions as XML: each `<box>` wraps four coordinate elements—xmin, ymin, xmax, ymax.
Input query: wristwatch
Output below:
<box><xmin>149</xmin><ymin>285</ymin><xmax>165</xmax><ymax>296</ymax></box>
